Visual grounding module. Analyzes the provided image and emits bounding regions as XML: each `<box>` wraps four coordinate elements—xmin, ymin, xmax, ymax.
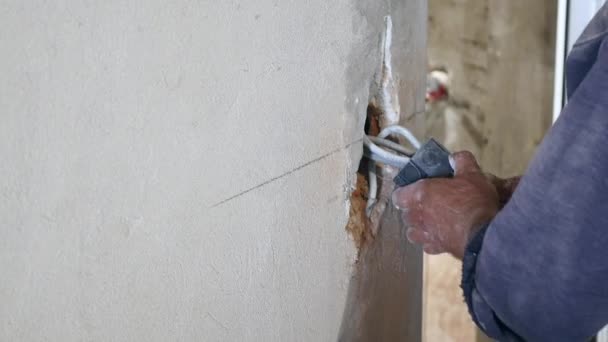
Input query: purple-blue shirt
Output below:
<box><xmin>462</xmin><ymin>4</ymin><xmax>608</xmax><ymax>341</ymax></box>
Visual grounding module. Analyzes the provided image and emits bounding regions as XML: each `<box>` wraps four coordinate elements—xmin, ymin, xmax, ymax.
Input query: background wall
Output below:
<box><xmin>0</xmin><ymin>1</ymin><xmax>427</xmax><ymax>341</ymax></box>
<box><xmin>423</xmin><ymin>1</ymin><xmax>557</xmax><ymax>341</ymax></box>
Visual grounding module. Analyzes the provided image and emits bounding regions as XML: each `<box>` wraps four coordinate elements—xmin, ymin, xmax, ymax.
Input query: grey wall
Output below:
<box><xmin>0</xmin><ymin>1</ymin><xmax>426</xmax><ymax>341</ymax></box>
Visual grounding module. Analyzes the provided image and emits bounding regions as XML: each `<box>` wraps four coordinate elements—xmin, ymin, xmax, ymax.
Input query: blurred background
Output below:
<box><xmin>422</xmin><ymin>0</ymin><xmax>605</xmax><ymax>341</ymax></box>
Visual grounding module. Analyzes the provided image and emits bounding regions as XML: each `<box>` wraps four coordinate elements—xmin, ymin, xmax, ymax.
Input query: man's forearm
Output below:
<box><xmin>464</xmin><ymin>27</ymin><xmax>608</xmax><ymax>340</ymax></box>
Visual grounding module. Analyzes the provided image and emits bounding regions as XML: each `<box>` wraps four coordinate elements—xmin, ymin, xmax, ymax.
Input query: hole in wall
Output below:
<box><xmin>345</xmin><ymin>102</ymin><xmax>382</xmax><ymax>252</ymax></box>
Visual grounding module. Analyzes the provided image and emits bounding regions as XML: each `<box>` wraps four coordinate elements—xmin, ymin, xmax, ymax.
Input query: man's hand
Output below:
<box><xmin>392</xmin><ymin>151</ymin><xmax>499</xmax><ymax>259</ymax></box>
<box><xmin>485</xmin><ymin>174</ymin><xmax>521</xmax><ymax>208</ymax></box>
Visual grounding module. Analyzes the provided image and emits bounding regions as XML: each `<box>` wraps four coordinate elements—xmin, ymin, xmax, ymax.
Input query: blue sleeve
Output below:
<box><xmin>461</xmin><ymin>21</ymin><xmax>608</xmax><ymax>342</ymax></box>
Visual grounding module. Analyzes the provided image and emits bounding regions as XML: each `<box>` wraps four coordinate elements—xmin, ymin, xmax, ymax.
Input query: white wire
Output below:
<box><xmin>362</xmin><ymin>125</ymin><xmax>421</xmax><ymax>218</ymax></box>
<box><xmin>368</xmin><ymin>135</ymin><xmax>414</xmax><ymax>156</ymax></box>
<box><xmin>362</xmin><ymin>136</ymin><xmax>410</xmax><ymax>168</ymax></box>
<box><xmin>378</xmin><ymin>125</ymin><xmax>422</xmax><ymax>149</ymax></box>
<box><xmin>366</xmin><ymin>159</ymin><xmax>377</xmax><ymax>217</ymax></box>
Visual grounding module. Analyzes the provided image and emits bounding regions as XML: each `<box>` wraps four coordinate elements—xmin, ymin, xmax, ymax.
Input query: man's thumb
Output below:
<box><xmin>448</xmin><ymin>151</ymin><xmax>481</xmax><ymax>176</ymax></box>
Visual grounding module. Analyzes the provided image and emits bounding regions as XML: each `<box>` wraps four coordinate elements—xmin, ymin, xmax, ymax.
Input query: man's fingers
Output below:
<box><xmin>409</xmin><ymin>229</ymin><xmax>445</xmax><ymax>254</ymax></box>
<box><xmin>392</xmin><ymin>186</ymin><xmax>414</xmax><ymax>210</ymax></box>
<box><xmin>423</xmin><ymin>244</ymin><xmax>444</xmax><ymax>255</ymax></box>
<box><xmin>406</xmin><ymin>228</ymin><xmax>430</xmax><ymax>244</ymax></box>
<box><xmin>392</xmin><ymin>181</ymin><xmax>426</xmax><ymax>210</ymax></box>
<box><xmin>450</xmin><ymin>151</ymin><xmax>481</xmax><ymax>176</ymax></box>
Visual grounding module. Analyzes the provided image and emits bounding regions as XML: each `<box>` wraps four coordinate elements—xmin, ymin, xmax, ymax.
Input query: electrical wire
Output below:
<box><xmin>366</xmin><ymin>159</ymin><xmax>377</xmax><ymax>217</ymax></box>
<box><xmin>378</xmin><ymin>125</ymin><xmax>422</xmax><ymax>149</ymax></box>
<box><xmin>363</xmin><ymin>124</ymin><xmax>419</xmax><ymax>217</ymax></box>
<box><xmin>362</xmin><ymin>136</ymin><xmax>409</xmax><ymax>168</ymax></box>
<box><xmin>368</xmin><ymin>135</ymin><xmax>414</xmax><ymax>157</ymax></box>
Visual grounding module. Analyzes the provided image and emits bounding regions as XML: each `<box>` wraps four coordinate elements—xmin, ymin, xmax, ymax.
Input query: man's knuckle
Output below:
<box><xmin>414</xmin><ymin>181</ymin><xmax>429</xmax><ymax>202</ymax></box>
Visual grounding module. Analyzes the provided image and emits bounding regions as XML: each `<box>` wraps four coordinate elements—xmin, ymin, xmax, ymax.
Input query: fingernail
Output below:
<box><xmin>406</xmin><ymin>228</ymin><xmax>414</xmax><ymax>242</ymax></box>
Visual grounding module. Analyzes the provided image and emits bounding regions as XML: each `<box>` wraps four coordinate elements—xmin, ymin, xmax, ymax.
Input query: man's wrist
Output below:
<box><xmin>496</xmin><ymin>176</ymin><xmax>521</xmax><ymax>207</ymax></box>
<box><xmin>453</xmin><ymin>221</ymin><xmax>492</xmax><ymax>260</ymax></box>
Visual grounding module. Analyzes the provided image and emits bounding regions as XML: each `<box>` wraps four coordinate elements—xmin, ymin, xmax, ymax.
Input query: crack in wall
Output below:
<box><xmin>210</xmin><ymin>138</ymin><xmax>363</xmax><ymax>208</ymax></box>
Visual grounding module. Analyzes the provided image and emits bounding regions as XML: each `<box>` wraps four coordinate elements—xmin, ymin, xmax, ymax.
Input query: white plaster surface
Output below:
<box><xmin>0</xmin><ymin>1</ymin><xmax>423</xmax><ymax>341</ymax></box>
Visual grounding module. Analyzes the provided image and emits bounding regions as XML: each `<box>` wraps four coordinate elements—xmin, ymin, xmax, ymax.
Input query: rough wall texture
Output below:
<box><xmin>339</xmin><ymin>1</ymin><xmax>428</xmax><ymax>340</ymax></box>
<box><xmin>423</xmin><ymin>1</ymin><xmax>557</xmax><ymax>341</ymax></box>
<box><xmin>0</xmin><ymin>1</ymin><xmax>426</xmax><ymax>341</ymax></box>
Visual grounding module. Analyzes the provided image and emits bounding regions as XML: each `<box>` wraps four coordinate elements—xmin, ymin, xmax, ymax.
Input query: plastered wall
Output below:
<box><xmin>0</xmin><ymin>1</ymin><xmax>426</xmax><ymax>341</ymax></box>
